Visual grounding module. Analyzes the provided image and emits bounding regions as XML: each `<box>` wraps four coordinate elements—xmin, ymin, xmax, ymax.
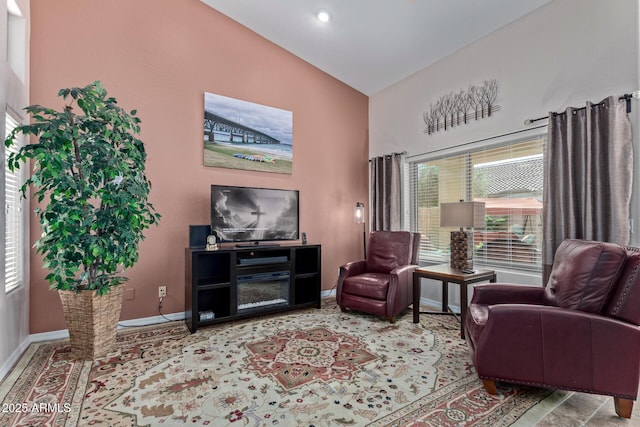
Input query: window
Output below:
<box><xmin>407</xmin><ymin>132</ymin><xmax>545</xmax><ymax>271</ymax></box>
<box><xmin>7</xmin><ymin>0</ymin><xmax>27</xmax><ymax>82</ymax></box>
<box><xmin>4</xmin><ymin>112</ymin><xmax>24</xmax><ymax>293</ymax></box>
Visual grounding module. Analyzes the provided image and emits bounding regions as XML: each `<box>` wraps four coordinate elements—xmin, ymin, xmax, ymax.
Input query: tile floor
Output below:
<box><xmin>514</xmin><ymin>390</ymin><xmax>639</xmax><ymax>426</ymax></box>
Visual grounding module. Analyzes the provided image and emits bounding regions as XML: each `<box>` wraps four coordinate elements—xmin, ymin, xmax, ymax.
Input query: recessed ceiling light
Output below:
<box><xmin>315</xmin><ymin>9</ymin><xmax>332</xmax><ymax>23</ymax></box>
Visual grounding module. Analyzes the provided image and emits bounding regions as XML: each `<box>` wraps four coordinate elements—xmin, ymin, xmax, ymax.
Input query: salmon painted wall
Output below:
<box><xmin>29</xmin><ymin>0</ymin><xmax>368</xmax><ymax>333</ymax></box>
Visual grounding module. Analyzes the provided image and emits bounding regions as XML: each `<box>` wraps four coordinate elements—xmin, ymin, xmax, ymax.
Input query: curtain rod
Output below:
<box><xmin>524</xmin><ymin>92</ymin><xmax>638</xmax><ymax>125</ymax></box>
<box><xmin>405</xmin><ymin>125</ymin><xmax>546</xmax><ymax>160</ymax></box>
<box><xmin>368</xmin><ymin>151</ymin><xmax>407</xmax><ymax>162</ymax></box>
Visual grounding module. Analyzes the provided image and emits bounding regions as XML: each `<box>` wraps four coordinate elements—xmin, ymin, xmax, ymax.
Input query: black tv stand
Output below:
<box><xmin>185</xmin><ymin>243</ymin><xmax>321</xmax><ymax>333</ymax></box>
<box><xmin>235</xmin><ymin>242</ymin><xmax>280</xmax><ymax>248</ymax></box>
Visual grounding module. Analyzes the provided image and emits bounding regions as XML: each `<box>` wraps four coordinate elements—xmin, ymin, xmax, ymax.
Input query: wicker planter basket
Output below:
<box><xmin>58</xmin><ymin>285</ymin><xmax>124</xmax><ymax>360</ymax></box>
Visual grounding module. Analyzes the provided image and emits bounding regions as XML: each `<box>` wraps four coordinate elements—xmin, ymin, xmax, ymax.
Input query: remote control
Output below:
<box><xmin>461</xmin><ymin>268</ymin><xmax>475</xmax><ymax>274</ymax></box>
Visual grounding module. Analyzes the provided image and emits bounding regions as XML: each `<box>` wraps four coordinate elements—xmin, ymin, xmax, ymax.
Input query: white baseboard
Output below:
<box><xmin>28</xmin><ymin>329</ymin><xmax>69</xmax><ymax>342</ymax></box>
<box><xmin>28</xmin><ymin>311</ymin><xmax>186</xmax><ymax>343</ymax></box>
<box><xmin>117</xmin><ymin>311</ymin><xmax>186</xmax><ymax>328</ymax></box>
<box><xmin>321</xmin><ymin>289</ymin><xmax>336</xmax><ymax>298</ymax></box>
<box><xmin>419</xmin><ymin>296</ymin><xmax>460</xmax><ymax>313</ymax></box>
<box><xmin>0</xmin><ymin>338</ymin><xmax>32</xmax><ymax>384</ymax></box>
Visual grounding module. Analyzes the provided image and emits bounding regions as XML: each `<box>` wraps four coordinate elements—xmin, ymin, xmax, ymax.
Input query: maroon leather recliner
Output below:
<box><xmin>337</xmin><ymin>231</ymin><xmax>420</xmax><ymax>323</ymax></box>
<box><xmin>464</xmin><ymin>239</ymin><xmax>640</xmax><ymax>418</ymax></box>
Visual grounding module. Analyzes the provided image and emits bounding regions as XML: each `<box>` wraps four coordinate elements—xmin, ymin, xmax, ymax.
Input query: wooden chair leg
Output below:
<box><xmin>482</xmin><ymin>379</ymin><xmax>498</xmax><ymax>395</ymax></box>
<box><xmin>614</xmin><ymin>397</ymin><xmax>633</xmax><ymax>419</ymax></box>
<box><xmin>339</xmin><ymin>306</ymin><xmax>347</xmax><ymax>313</ymax></box>
<box><xmin>389</xmin><ymin>316</ymin><xmax>396</xmax><ymax>323</ymax></box>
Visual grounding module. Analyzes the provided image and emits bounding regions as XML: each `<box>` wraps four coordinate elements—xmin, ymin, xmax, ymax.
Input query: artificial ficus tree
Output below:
<box><xmin>4</xmin><ymin>81</ymin><xmax>160</xmax><ymax>295</ymax></box>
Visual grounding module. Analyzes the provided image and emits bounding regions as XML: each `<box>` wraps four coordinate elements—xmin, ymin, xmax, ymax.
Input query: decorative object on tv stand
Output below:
<box><xmin>423</xmin><ymin>79</ymin><xmax>500</xmax><ymax>135</ymax></box>
<box><xmin>440</xmin><ymin>201</ymin><xmax>486</xmax><ymax>271</ymax></box>
<box><xmin>205</xmin><ymin>234</ymin><xmax>219</xmax><ymax>251</ymax></box>
<box><xmin>4</xmin><ymin>81</ymin><xmax>161</xmax><ymax>360</ymax></box>
<box><xmin>354</xmin><ymin>202</ymin><xmax>367</xmax><ymax>259</ymax></box>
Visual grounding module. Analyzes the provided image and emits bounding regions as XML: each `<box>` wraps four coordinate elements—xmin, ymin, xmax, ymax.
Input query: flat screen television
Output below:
<box><xmin>211</xmin><ymin>185</ymin><xmax>299</xmax><ymax>244</ymax></box>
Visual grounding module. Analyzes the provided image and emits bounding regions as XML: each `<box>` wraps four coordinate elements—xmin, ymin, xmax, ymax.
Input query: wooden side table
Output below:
<box><xmin>413</xmin><ymin>264</ymin><xmax>496</xmax><ymax>339</ymax></box>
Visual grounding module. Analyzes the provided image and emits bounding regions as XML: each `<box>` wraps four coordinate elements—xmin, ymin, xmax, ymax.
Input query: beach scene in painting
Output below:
<box><xmin>204</xmin><ymin>92</ymin><xmax>293</xmax><ymax>174</ymax></box>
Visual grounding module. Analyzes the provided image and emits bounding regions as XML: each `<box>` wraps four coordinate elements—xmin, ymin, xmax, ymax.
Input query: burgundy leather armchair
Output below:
<box><xmin>337</xmin><ymin>231</ymin><xmax>420</xmax><ymax>323</ymax></box>
<box><xmin>464</xmin><ymin>239</ymin><xmax>640</xmax><ymax>418</ymax></box>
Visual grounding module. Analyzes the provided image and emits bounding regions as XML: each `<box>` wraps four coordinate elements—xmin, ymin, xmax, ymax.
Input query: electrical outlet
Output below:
<box><xmin>158</xmin><ymin>286</ymin><xmax>167</xmax><ymax>298</ymax></box>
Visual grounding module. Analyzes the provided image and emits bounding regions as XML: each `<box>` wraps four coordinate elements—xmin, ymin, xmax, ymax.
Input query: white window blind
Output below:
<box><xmin>5</xmin><ymin>112</ymin><xmax>24</xmax><ymax>293</ymax></box>
<box><xmin>407</xmin><ymin>132</ymin><xmax>546</xmax><ymax>272</ymax></box>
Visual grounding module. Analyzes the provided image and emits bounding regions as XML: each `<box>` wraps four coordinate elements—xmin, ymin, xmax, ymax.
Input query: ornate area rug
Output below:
<box><xmin>0</xmin><ymin>300</ymin><xmax>551</xmax><ymax>426</ymax></box>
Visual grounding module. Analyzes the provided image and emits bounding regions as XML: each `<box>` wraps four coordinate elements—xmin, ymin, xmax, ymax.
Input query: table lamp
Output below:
<box><xmin>440</xmin><ymin>201</ymin><xmax>486</xmax><ymax>270</ymax></box>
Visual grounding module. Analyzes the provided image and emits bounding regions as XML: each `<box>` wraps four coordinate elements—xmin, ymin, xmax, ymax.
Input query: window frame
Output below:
<box><xmin>405</xmin><ymin>130</ymin><xmax>546</xmax><ymax>272</ymax></box>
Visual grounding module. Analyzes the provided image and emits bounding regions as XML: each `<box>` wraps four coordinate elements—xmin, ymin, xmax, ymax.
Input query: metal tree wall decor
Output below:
<box><xmin>423</xmin><ymin>79</ymin><xmax>500</xmax><ymax>135</ymax></box>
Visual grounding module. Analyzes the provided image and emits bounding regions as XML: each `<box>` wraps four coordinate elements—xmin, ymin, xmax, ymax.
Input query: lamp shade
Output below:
<box><xmin>440</xmin><ymin>201</ymin><xmax>486</xmax><ymax>229</ymax></box>
<box><xmin>354</xmin><ymin>202</ymin><xmax>365</xmax><ymax>224</ymax></box>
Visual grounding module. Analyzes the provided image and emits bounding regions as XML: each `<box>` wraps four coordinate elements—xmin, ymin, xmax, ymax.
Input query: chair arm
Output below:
<box><xmin>471</xmin><ymin>283</ymin><xmax>545</xmax><ymax>305</ymax></box>
<box><xmin>391</xmin><ymin>264</ymin><xmax>417</xmax><ymax>277</ymax></box>
<box><xmin>336</xmin><ymin>260</ymin><xmax>367</xmax><ymax>306</ymax></box>
<box><xmin>387</xmin><ymin>264</ymin><xmax>418</xmax><ymax>316</ymax></box>
<box><xmin>339</xmin><ymin>260</ymin><xmax>366</xmax><ymax>278</ymax></box>
<box><xmin>476</xmin><ymin>304</ymin><xmax>640</xmax><ymax>399</ymax></box>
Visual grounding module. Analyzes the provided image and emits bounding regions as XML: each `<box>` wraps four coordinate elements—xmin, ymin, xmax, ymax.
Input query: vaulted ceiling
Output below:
<box><xmin>200</xmin><ymin>0</ymin><xmax>552</xmax><ymax>95</ymax></box>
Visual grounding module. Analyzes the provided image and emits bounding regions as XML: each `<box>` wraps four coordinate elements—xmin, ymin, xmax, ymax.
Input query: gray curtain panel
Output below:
<box><xmin>542</xmin><ymin>96</ymin><xmax>633</xmax><ymax>283</ymax></box>
<box><xmin>370</xmin><ymin>153</ymin><xmax>403</xmax><ymax>231</ymax></box>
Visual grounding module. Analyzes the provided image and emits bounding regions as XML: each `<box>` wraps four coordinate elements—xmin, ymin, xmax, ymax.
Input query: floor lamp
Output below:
<box><xmin>355</xmin><ymin>202</ymin><xmax>367</xmax><ymax>259</ymax></box>
<box><xmin>440</xmin><ymin>201</ymin><xmax>486</xmax><ymax>271</ymax></box>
